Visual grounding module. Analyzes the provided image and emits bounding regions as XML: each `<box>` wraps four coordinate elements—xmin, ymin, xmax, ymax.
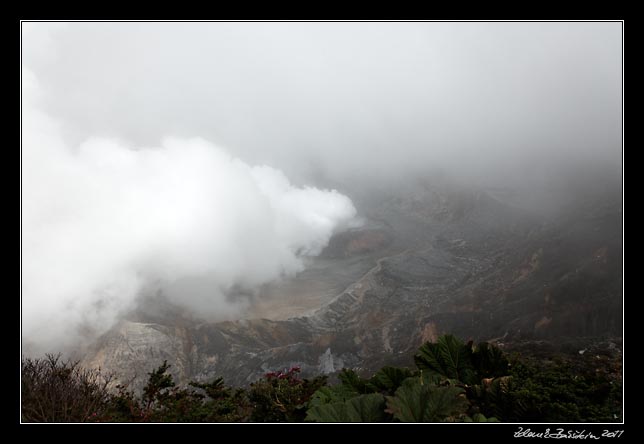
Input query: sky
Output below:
<box><xmin>21</xmin><ymin>21</ymin><xmax>622</xmax><ymax>354</ymax></box>
<box><xmin>22</xmin><ymin>22</ymin><xmax>622</xmax><ymax>184</ymax></box>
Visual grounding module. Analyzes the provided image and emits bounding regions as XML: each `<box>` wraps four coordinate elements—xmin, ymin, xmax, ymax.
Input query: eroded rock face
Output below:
<box><xmin>86</xmin><ymin>322</ymin><xmax>195</xmax><ymax>389</ymax></box>
<box><xmin>82</xmin><ymin>181</ymin><xmax>622</xmax><ymax>390</ymax></box>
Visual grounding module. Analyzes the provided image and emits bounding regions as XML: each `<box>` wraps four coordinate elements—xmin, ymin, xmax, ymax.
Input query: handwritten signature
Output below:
<box><xmin>514</xmin><ymin>427</ymin><xmax>624</xmax><ymax>439</ymax></box>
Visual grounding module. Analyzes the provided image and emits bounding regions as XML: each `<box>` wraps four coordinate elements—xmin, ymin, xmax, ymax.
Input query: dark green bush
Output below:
<box><xmin>471</xmin><ymin>356</ymin><xmax>622</xmax><ymax>422</ymax></box>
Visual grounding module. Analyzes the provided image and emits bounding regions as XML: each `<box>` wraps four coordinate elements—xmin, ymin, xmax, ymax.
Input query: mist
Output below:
<box><xmin>22</xmin><ymin>63</ymin><xmax>358</xmax><ymax>354</ymax></box>
<box><xmin>22</xmin><ymin>22</ymin><xmax>621</xmax><ymax>185</ymax></box>
<box><xmin>21</xmin><ymin>22</ymin><xmax>622</xmax><ymax>354</ymax></box>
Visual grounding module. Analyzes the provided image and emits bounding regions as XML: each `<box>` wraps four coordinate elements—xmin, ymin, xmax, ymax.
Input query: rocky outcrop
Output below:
<box><xmin>83</xmin><ymin>181</ymin><xmax>622</xmax><ymax>390</ymax></box>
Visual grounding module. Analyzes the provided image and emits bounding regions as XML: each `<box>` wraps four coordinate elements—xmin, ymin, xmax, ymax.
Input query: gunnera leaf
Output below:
<box><xmin>386</xmin><ymin>378</ymin><xmax>468</xmax><ymax>422</ymax></box>
<box><xmin>308</xmin><ymin>384</ymin><xmax>360</xmax><ymax>408</ymax></box>
<box><xmin>306</xmin><ymin>393</ymin><xmax>387</xmax><ymax>423</ymax></box>
<box><xmin>369</xmin><ymin>367</ymin><xmax>414</xmax><ymax>394</ymax></box>
<box><xmin>414</xmin><ymin>335</ymin><xmax>477</xmax><ymax>385</ymax></box>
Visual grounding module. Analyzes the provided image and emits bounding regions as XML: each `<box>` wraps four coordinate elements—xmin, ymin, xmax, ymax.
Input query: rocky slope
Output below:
<box><xmin>83</xmin><ymin>179</ymin><xmax>622</xmax><ymax>390</ymax></box>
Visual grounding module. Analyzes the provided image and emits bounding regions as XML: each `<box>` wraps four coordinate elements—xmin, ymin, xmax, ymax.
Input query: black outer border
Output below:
<box><xmin>14</xmin><ymin>15</ymin><xmax>625</xmax><ymax>440</ymax></box>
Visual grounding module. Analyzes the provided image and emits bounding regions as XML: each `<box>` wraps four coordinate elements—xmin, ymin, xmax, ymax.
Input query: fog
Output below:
<box><xmin>21</xmin><ymin>22</ymin><xmax>622</xmax><ymax>354</ymax></box>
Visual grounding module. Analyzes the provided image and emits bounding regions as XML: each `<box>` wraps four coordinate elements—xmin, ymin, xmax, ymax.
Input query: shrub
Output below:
<box><xmin>248</xmin><ymin>366</ymin><xmax>326</xmax><ymax>422</ymax></box>
<box><xmin>21</xmin><ymin>354</ymin><xmax>113</xmax><ymax>422</ymax></box>
<box><xmin>21</xmin><ymin>335</ymin><xmax>622</xmax><ymax>423</ymax></box>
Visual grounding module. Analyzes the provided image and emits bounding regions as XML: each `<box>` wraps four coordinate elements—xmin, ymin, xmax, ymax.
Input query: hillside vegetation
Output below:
<box><xmin>21</xmin><ymin>335</ymin><xmax>622</xmax><ymax>423</ymax></box>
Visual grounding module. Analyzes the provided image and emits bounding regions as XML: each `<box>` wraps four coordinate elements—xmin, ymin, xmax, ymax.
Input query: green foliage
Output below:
<box><xmin>471</xmin><ymin>342</ymin><xmax>509</xmax><ymax>378</ymax></box>
<box><xmin>369</xmin><ymin>366</ymin><xmax>414</xmax><ymax>394</ymax></box>
<box><xmin>21</xmin><ymin>334</ymin><xmax>622</xmax><ymax>423</ymax></box>
<box><xmin>463</xmin><ymin>413</ymin><xmax>499</xmax><ymax>422</ymax></box>
<box><xmin>414</xmin><ymin>336</ymin><xmax>509</xmax><ymax>386</ymax></box>
<box><xmin>385</xmin><ymin>377</ymin><xmax>468</xmax><ymax>422</ymax></box>
<box><xmin>100</xmin><ymin>382</ymin><xmax>140</xmax><ymax>422</ymax></box>
<box><xmin>417</xmin><ymin>369</ymin><xmax>458</xmax><ymax>386</ymax></box>
<box><xmin>248</xmin><ymin>367</ymin><xmax>327</xmax><ymax>422</ymax></box>
<box><xmin>143</xmin><ymin>360</ymin><xmax>174</xmax><ymax>402</ymax></box>
<box><xmin>337</xmin><ymin>368</ymin><xmax>376</xmax><ymax>394</ymax></box>
<box><xmin>414</xmin><ymin>334</ymin><xmax>477</xmax><ymax>385</ymax></box>
<box><xmin>472</xmin><ymin>357</ymin><xmax>622</xmax><ymax>423</ymax></box>
<box><xmin>138</xmin><ymin>360</ymin><xmax>175</xmax><ymax>420</ymax></box>
<box><xmin>334</xmin><ymin>366</ymin><xmax>414</xmax><ymax>397</ymax></box>
<box><xmin>306</xmin><ymin>393</ymin><xmax>387</xmax><ymax>423</ymax></box>
<box><xmin>102</xmin><ymin>363</ymin><xmax>251</xmax><ymax>422</ymax></box>
<box><xmin>189</xmin><ymin>377</ymin><xmax>225</xmax><ymax>399</ymax></box>
<box><xmin>467</xmin><ymin>375</ymin><xmax>520</xmax><ymax>422</ymax></box>
<box><xmin>305</xmin><ymin>367</ymin><xmax>415</xmax><ymax>422</ymax></box>
<box><xmin>308</xmin><ymin>384</ymin><xmax>360</xmax><ymax>408</ymax></box>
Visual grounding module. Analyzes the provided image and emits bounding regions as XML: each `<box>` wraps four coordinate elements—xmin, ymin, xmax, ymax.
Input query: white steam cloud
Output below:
<box><xmin>21</xmin><ymin>21</ymin><xmax>621</xmax><ymax>353</ymax></box>
<box><xmin>21</xmin><ymin>66</ymin><xmax>358</xmax><ymax>353</ymax></box>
